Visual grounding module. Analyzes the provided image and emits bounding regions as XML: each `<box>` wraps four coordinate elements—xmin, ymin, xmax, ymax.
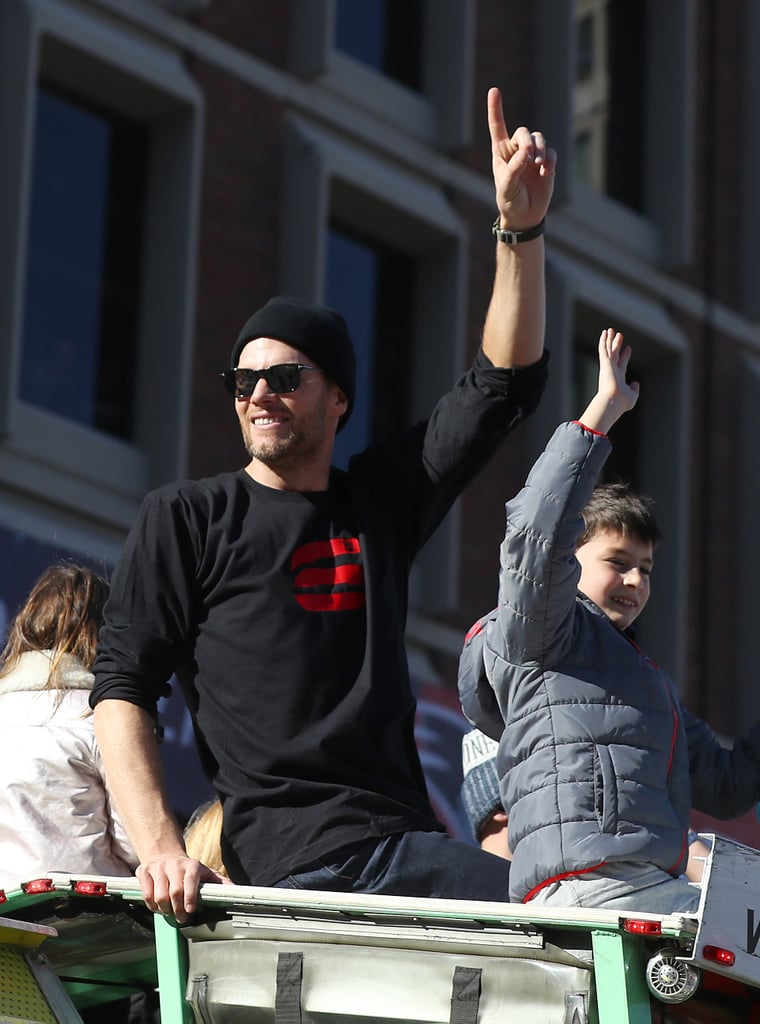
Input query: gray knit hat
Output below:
<box><xmin>461</xmin><ymin>729</ymin><xmax>502</xmax><ymax>843</ymax></box>
<box><xmin>230</xmin><ymin>296</ymin><xmax>356</xmax><ymax>431</ymax></box>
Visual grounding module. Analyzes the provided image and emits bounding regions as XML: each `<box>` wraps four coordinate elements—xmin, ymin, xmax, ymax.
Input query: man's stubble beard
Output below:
<box><xmin>240</xmin><ymin>409</ymin><xmax>328</xmax><ymax>473</ymax></box>
<box><xmin>243</xmin><ymin>426</ymin><xmax>292</xmax><ymax>465</ymax></box>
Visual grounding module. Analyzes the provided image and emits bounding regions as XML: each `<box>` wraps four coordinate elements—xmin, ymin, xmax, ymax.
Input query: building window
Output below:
<box><xmin>573</xmin><ymin>0</ymin><xmax>645</xmax><ymax>212</ymax></box>
<box><xmin>289</xmin><ymin>0</ymin><xmax>474</xmax><ymax>149</ymax></box>
<box><xmin>327</xmin><ymin>224</ymin><xmax>415</xmax><ymax>466</ymax></box>
<box><xmin>333</xmin><ymin>0</ymin><xmax>423</xmax><ymax>91</ymax></box>
<box><xmin>572</xmin><ymin>0</ymin><xmax>608</xmax><ymax>194</ymax></box>
<box><xmin>576</xmin><ymin>11</ymin><xmax>595</xmax><ymax>81</ymax></box>
<box><xmin>20</xmin><ymin>85</ymin><xmax>147</xmax><ymax>441</ymax></box>
<box><xmin>0</xmin><ymin>2</ymin><xmax>202</xmax><ymax>534</ymax></box>
<box><xmin>541</xmin><ymin>0</ymin><xmax>695</xmax><ymax>264</ymax></box>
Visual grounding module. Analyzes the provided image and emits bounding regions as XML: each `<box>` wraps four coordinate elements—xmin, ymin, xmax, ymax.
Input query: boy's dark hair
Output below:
<box><xmin>578</xmin><ymin>482</ymin><xmax>662</xmax><ymax>548</ymax></box>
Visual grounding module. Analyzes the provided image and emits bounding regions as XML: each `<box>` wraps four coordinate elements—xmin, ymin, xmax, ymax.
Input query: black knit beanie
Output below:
<box><xmin>230</xmin><ymin>296</ymin><xmax>356</xmax><ymax>430</ymax></box>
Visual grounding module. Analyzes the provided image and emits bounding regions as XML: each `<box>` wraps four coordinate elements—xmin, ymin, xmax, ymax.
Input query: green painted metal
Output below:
<box><xmin>61</xmin><ymin>956</ymin><xmax>158</xmax><ymax>1010</ymax></box>
<box><xmin>592</xmin><ymin>930</ymin><xmax>652</xmax><ymax>1024</ymax></box>
<box><xmin>153</xmin><ymin>912</ymin><xmax>192</xmax><ymax>1024</ymax></box>
<box><xmin>2</xmin><ymin>877</ymin><xmax>706</xmax><ymax>1023</ymax></box>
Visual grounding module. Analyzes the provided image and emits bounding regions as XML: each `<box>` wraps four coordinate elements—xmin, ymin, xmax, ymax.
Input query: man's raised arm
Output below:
<box><xmin>481</xmin><ymin>86</ymin><xmax>556</xmax><ymax>369</ymax></box>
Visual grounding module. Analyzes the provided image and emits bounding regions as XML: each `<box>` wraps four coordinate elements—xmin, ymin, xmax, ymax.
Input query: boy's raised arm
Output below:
<box><xmin>489</xmin><ymin>328</ymin><xmax>638</xmax><ymax>668</ymax></box>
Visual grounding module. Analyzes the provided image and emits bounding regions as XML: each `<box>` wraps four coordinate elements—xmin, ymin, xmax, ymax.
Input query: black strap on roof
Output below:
<box><xmin>450</xmin><ymin>965</ymin><xmax>482</xmax><ymax>1024</ymax></box>
<box><xmin>275</xmin><ymin>951</ymin><xmax>303</xmax><ymax>1024</ymax></box>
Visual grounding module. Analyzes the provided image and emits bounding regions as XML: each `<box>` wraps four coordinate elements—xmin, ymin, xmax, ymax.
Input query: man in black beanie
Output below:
<box><xmin>92</xmin><ymin>87</ymin><xmax>555</xmax><ymax>921</ymax></box>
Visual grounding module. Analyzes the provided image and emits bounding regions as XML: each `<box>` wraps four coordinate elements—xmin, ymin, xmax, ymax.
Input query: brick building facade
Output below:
<box><xmin>1</xmin><ymin>0</ymin><xmax>759</xmax><ymax>845</ymax></box>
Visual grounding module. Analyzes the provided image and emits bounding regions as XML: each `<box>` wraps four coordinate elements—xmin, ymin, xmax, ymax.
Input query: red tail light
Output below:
<box><xmin>623</xmin><ymin>918</ymin><xmax>663</xmax><ymax>936</ymax></box>
<box><xmin>702</xmin><ymin>945</ymin><xmax>735</xmax><ymax>967</ymax></box>
<box><xmin>22</xmin><ymin>878</ymin><xmax>55</xmax><ymax>894</ymax></box>
<box><xmin>73</xmin><ymin>880</ymin><xmax>108</xmax><ymax>896</ymax></box>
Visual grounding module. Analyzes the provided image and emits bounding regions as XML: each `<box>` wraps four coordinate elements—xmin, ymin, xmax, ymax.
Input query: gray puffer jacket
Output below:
<box><xmin>459</xmin><ymin>421</ymin><xmax>760</xmax><ymax>903</ymax></box>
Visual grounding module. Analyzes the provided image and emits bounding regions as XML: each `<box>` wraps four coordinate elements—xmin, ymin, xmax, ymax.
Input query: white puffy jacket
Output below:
<box><xmin>0</xmin><ymin>650</ymin><xmax>137</xmax><ymax>889</ymax></box>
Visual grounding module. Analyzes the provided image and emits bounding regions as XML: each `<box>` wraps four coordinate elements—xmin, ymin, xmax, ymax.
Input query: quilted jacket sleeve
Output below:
<box><xmin>458</xmin><ymin>609</ymin><xmax>505</xmax><ymax>740</ymax></box>
<box><xmin>487</xmin><ymin>421</ymin><xmax>611</xmax><ymax>669</ymax></box>
<box><xmin>684</xmin><ymin>705</ymin><xmax>760</xmax><ymax>818</ymax></box>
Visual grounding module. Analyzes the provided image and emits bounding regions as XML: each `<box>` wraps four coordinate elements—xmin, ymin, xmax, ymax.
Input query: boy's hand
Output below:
<box><xmin>578</xmin><ymin>328</ymin><xmax>639</xmax><ymax>435</ymax></box>
<box><xmin>489</xmin><ymin>87</ymin><xmax>556</xmax><ymax>230</ymax></box>
<box><xmin>596</xmin><ymin>328</ymin><xmax>639</xmax><ymax>410</ymax></box>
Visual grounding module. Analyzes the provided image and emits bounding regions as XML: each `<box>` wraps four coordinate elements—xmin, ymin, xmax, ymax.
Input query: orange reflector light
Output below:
<box><xmin>703</xmin><ymin>945</ymin><xmax>735</xmax><ymax>966</ymax></box>
<box><xmin>73</xmin><ymin>880</ymin><xmax>108</xmax><ymax>896</ymax></box>
<box><xmin>623</xmin><ymin>918</ymin><xmax>662</xmax><ymax>936</ymax></box>
<box><xmin>22</xmin><ymin>878</ymin><xmax>55</xmax><ymax>895</ymax></box>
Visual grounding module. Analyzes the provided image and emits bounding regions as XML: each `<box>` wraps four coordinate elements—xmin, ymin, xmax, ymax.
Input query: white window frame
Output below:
<box><xmin>280</xmin><ymin>113</ymin><xmax>469</xmax><ymax>611</ymax></box>
<box><xmin>0</xmin><ymin>0</ymin><xmax>203</xmax><ymax>534</ymax></box>
<box><xmin>288</xmin><ymin>0</ymin><xmax>475</xmax><ymax>151</ymax></box>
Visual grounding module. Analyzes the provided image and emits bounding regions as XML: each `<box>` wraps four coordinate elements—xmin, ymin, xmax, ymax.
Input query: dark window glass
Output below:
<box><xmin>326</xmin><ymin>224</ymin><xmax>415</xmax><ymax>466</ymax></box>
<box><xmin>573</xmin><ymin>343</ymin><xmax>640</xmax><ymax>487</ymax></box>
<box><xmin>20</xmin><ymin>85</ymin><xmax>147</xmax><ymax>440</ymax></box>
<box><xmin>334</xmin><ymin>0</ymin><xmax>423</xmax><ymax>91</ymax></box>
<box><xmin>576</xmin><ymin>12</ymin><xmax>595</xmax><ymax>81</ymax></box>
<box><xmin>605</xmin><ymin>0</ymin><xmax>645</xmax><ymax>211</ymax></box>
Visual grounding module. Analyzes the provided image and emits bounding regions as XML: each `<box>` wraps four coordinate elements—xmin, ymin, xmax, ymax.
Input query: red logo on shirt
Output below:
<box><xmin>290</xmin><ymin>537</ymin><xmax>365</xmax><ymax>611</ymax></box>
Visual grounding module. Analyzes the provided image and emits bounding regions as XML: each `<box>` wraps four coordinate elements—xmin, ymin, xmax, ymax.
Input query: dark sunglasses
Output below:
<box><xmin>220</xmin><ymin>363</ymin><xmax>322</xmax><ymax>398</ymax></box>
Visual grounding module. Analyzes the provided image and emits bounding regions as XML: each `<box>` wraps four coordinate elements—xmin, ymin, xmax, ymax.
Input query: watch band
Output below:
<box><xmin>491</xmin><ymin>217</ymin><xmax>545</xmax><ymax>244</ymax></box>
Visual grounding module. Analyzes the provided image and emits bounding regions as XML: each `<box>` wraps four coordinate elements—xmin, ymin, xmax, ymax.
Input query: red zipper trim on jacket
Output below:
<box><xmin>522</xmin><ymin>861</ymin><xmax>608</xmax><ymax>904</ymax></box>
<box><xmin>664</xmin><ymin>698</ymin><xmax>678</xmax><ymax>777</ymax></box>
<box><xmin>622</xmin><ymin>630</ymin><xmax>660</xmax><ymax>669</ymax></box>
<box><xmin>627</xmin><ymin>631</ymin><xmax>677</xmax><ymax>776</ymax></box>
<box><xmin>661</xmin><ymin>685</ymin><xmax>686</xmax><ymax>874</ymax></box>
<box><xmin>623</xmin><ymin>629</ymin><xmax>685</xmax><ymax>875</ymax></box>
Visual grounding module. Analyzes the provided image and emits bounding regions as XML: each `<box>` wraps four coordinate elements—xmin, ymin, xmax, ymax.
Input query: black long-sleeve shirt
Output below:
<box><xmin>92</xmin><ymin>349</ymin><xmax>548</xmax><ymax>884</ymax></box>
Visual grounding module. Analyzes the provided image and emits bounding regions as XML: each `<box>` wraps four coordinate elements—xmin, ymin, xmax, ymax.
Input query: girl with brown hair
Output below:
<box><xmin>0</xmin><ymin>563</ymin><xmax>137</xmax><ymax>888</ymax></box>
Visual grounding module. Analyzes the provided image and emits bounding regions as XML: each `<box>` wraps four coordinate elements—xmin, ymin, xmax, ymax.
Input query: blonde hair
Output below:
<box><xmin>0</xmin><ymin>563</ymin><xmax>109</xmax><ymax>685</ymax></box>
<box><xmin>184</xmin><ymin>799</ymin><xmax>228</xmax><ymax>877</ymax></box>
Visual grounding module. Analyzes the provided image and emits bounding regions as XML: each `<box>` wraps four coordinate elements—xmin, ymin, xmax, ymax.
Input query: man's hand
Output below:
<box><xmin>136</xmin><ymin>853</ymin><xmax>229</xmax><ymax>924</ymax></box>
<box><xmin>488</xmin><ymin>86</ymin><xmax>556</xmax><ymax>230</ymax></box>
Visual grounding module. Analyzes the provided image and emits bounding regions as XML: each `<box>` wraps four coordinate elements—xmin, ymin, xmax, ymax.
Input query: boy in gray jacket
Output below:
<box><xmin>459</xmin><ymin>329</ymin><xmax>760</xmax><ymax>912</ymax></box>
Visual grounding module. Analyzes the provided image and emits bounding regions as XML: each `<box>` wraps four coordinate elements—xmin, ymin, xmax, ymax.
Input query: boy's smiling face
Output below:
<box><xmin>575</xmin><ymin>528</ymin><xmax>653</xmax><ymax>631</ymax></box>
